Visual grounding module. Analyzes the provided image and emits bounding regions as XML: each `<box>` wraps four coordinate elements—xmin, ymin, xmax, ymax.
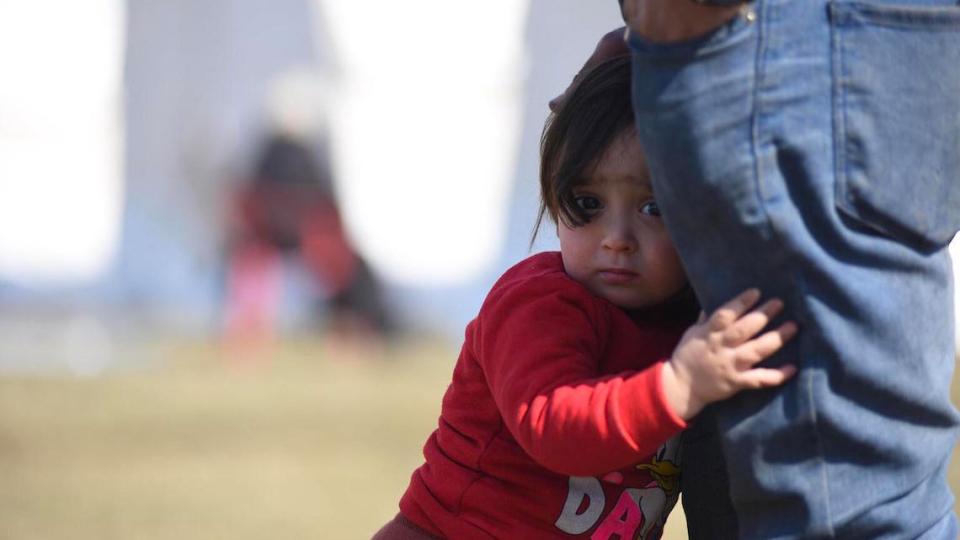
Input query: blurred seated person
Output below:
<box><xmin>224</xmin><ymin>132</ymin><xmax>393</xmax><ymax>353</ymax></box>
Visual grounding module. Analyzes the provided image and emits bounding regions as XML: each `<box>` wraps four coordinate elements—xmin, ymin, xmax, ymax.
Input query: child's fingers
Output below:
<box><xmin>722</xmin><ymin>298</ymin><xmax>784</xmax><ymax>346</ymax></box>
<box><xmin>736</xmin><ymin>364</ymin><xmax>798</xmax><ymax>389</ymax></box>
<box><xmin>735</xmin><ymin>322</ymin><xmax>798</xmax><ymax>366</ymax></box>
<box><xmin>708</xmin><ymin>288</ymin><xmax>762</xmax><ymax>331</ymax></box>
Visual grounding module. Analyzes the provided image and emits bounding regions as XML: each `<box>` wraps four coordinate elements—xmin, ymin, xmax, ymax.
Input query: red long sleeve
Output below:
<box><xmin>479</xmin><ymin>272</ymin><xmax>686</xmax><ymax>476</ymax></box>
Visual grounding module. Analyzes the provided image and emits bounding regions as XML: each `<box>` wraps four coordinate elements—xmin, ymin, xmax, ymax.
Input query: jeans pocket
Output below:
<box><xmin>831</xmin><ymin>1</ymin><xmax>960</xmax><ymax>249</ymax></box>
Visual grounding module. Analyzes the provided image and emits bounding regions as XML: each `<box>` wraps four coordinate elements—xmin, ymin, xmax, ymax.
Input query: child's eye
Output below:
<box><xmin>574</xmin><ymin>195</ymin><xmax>602</xmax><ymax>214</ymax></box>
<box><xmin>640</xmin><ymin>201</ymin><xmax>661</xmax><ymax>217</ymax></box>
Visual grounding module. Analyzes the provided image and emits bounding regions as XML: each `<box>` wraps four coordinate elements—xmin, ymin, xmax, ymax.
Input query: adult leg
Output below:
<box><xmin>629</xmin><ymin>1</ymin><xmax>960</xmax><ymax>537</ymax></box>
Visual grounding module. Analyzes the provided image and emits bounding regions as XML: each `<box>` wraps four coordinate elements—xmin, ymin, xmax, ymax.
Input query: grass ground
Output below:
<box><xmin>0</xmin><ymin>337</ymin><xmax>956</xmax><ymax>539</ymax></box>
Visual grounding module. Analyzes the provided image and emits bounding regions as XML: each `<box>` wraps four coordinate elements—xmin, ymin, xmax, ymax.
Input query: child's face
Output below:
<box><xmin>558</xmin><ymin>133</ymin><xmax>686</xmax><ymax>310</ymax></box>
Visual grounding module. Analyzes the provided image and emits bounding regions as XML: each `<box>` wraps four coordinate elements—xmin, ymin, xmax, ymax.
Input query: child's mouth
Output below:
<box><xmin>598</xmin><ymin>268</ymin><xmax>640</xmax><ymax>284</ymax></box>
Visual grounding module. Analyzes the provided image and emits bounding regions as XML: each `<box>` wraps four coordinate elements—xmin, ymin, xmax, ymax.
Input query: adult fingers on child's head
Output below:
<box><xmin>549</xmin><ymin>27</ymin><xmax>628</xmax><ymax>112</ymax></box>
<box><xmin>735</xmin><ymin>322</ymin><xmax>798</xmax><ymax>366</ymax></box>
<box><xmin>722</xmin><ymin>298</ymin><xmax>784</xmax><ymax>346</ymax></box>
<box><xmin>593</xmin><ymin>26</ymin><xmax>629</xmax><ymax>59</ymax></box>
<box><xmin>708</xmin><ymin>288</ymin><xmax>762</xmax><ymax>332</ymax></box>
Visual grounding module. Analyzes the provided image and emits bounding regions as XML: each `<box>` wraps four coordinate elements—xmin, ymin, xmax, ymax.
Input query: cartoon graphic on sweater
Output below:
<box><xmin>555</xmin><ymin>437</ymin><xmax>681</xmax><ymax>539</ymax></box>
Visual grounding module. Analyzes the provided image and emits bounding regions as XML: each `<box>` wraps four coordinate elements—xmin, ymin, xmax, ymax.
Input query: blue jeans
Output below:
<box><xmin>628</xmin><ymin>1</ymin><xmax>960</xmax><ymax>538</ymax></box>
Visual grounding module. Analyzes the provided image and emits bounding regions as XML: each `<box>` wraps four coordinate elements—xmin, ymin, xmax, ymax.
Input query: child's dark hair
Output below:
<box><xmin>533</xmin><ymin>55</ymin><xmax>635</xmax><ymax>244</ymax></box>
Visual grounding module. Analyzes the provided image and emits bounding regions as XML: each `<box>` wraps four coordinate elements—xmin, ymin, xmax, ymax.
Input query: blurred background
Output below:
<box><xmin>0</xmin><ymin>1</ymin><xmax>957</xmax><ymax>538</ymax></box>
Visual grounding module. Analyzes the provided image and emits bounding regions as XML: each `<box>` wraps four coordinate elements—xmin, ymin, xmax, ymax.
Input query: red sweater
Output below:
<box><xmin>399</xmin><ymin>252</ymin><xmax>689</xmax><ymax>539</ymax></box>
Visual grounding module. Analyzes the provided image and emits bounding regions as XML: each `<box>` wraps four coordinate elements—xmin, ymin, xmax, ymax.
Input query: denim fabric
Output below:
<box><xmin>628</xmin><ymin>1</ymin><xmax>960</xmax><ymax>538</ymax></box>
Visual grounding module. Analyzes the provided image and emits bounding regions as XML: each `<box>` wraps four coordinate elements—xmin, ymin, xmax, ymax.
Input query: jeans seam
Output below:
<box><xmin>807</xmin><ymin>4</ymin><xmax>846</xmax><ymax>537</ymax></box>
<box><xmin>799</xmin><ymin>287</ymin><xmax>835</xmax><ymax>539</ymax></box>
<box><xmin>830</xmin><ymin>2</ymin><xmax>850</xmax><ymax>233</ymax></box>
<box><xmin>752</xmin><ymin>1</ymin><xmax>835</xmax><ymax>536</ymax></box>
<box><xmin>748</xmin><ymin>0</ymin><xmax>773</xmax><ymax>248</ymax></box>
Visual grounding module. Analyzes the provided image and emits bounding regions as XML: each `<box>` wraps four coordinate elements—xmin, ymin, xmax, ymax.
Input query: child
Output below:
<box><xmin>373</xmin><ymin>56</ymin><xmax>797</xmax><ymax>540</ymax></box>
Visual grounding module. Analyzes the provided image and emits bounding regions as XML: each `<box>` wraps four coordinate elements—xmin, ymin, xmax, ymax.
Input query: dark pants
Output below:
<box><xmin>371</xmin><ymin>514</ymin><xmax>440</xmax><ymax>540</ymax></box>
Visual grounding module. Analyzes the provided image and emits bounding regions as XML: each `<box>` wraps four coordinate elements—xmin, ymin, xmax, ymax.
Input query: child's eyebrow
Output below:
<box><xmin>571</xmin><ymin>176</ymin><xmax>599</xmax><ymax>189</ymax></box>
<box><xmin>590</xmin><ymin>172</ymin><xmax>655</xmax><ymax>193</ymax></box>
<box><xmin>637</xmin><ymin>176</ymin><xmax>655</xmax><ymax>196</ymax></box>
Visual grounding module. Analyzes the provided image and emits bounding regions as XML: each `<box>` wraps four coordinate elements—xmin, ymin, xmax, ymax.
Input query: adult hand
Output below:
<box><xmin>661</xmin><ymin>288</ymin><xmax>798</xmax><ymax>420</ymax></box>
<box><xmin>548</xmin><ymin>27</ymin><xmax>629</xmax><ymax>112</ymax></box>
<box><xmin>622</xmin><ymin>0</ymin><xmax>745</xmax><ymax>44</ymax></box>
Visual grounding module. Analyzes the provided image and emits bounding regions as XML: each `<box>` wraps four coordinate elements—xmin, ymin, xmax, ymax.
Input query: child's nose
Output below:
<box><xmin>601</xmin><ymin>219</ymin><xmax>638</xmax><ymax>253</ymax></box>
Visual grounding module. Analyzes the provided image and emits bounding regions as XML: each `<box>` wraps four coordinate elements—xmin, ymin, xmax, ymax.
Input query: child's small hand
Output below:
<box><xmin>661</xmin><ymin>288</ymin><xmax>798</xmax><ymax>420</ymax></box>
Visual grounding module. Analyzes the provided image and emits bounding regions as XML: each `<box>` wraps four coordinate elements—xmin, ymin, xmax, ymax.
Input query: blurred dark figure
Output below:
<box><xmin>224</xmin><ymin>133</ymin><xmax>393</xmax><ymax>354</ymax></box>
